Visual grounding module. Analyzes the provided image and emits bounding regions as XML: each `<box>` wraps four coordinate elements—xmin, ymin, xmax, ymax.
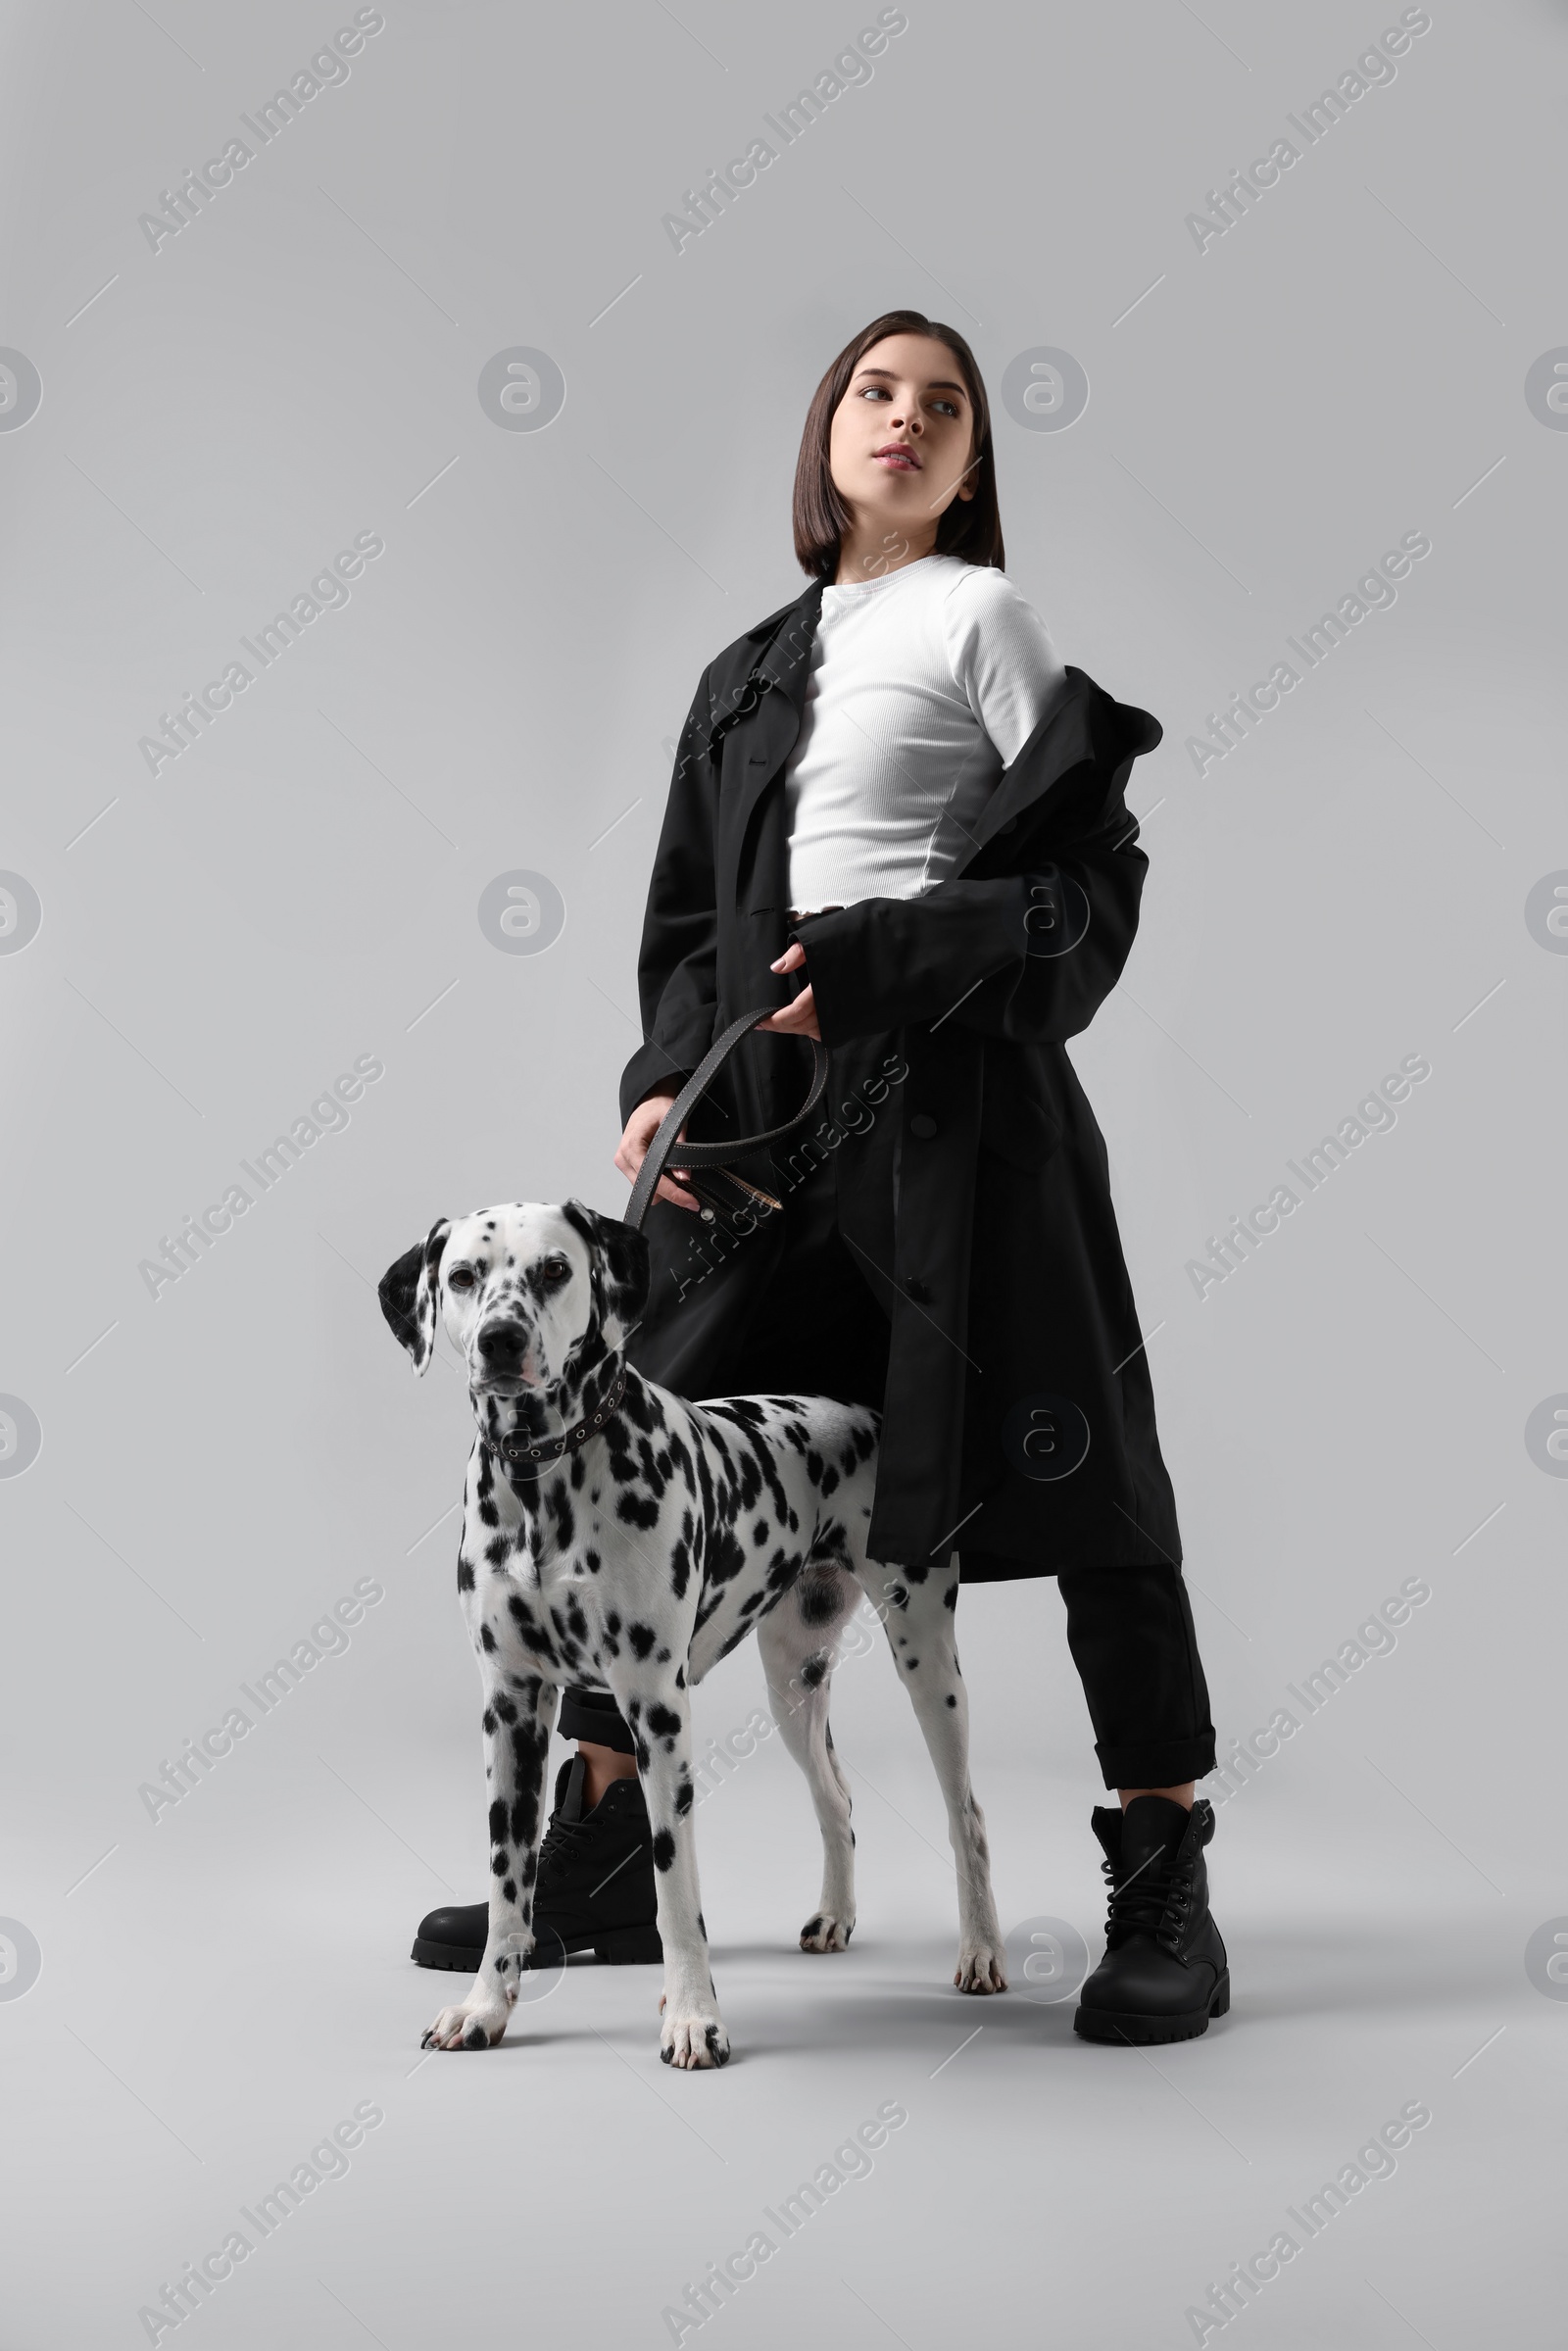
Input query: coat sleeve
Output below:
<box><xmin>795</xmin><ymin>676</ymin><xmax>1159</xmax><ymax>1050</ymax></box>
<box><xmin>795</xmin><ymin>822</ymin><xmax>1147</xmax><ymax>1048</ymax></box>
<box><xmin>618</xmin><ymin>668</ymin><xmax>723</xmax><ymax>1124</ymax></box>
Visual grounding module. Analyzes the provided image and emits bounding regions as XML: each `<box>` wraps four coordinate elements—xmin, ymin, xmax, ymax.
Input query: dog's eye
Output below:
<box><xmin>542</xmin><ymin>1256</ymin><xmax>570</xmax><ymax>1285</ymax></box>
<box><xmin>447</xmin><ymin>1268</ymin><xmax>475</xmax><ymax>1293</ymax></box>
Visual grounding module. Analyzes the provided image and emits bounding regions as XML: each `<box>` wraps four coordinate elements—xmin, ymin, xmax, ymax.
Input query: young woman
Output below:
<box><xmin>414</xmin><ymin>310</ymin><xmax>1227</xmax><ymax>2044</ymax></box>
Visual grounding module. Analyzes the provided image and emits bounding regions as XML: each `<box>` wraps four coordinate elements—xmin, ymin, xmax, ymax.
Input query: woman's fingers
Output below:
<box><xmin>757</xmin><ymin>984</ymin><xmax>821</xmax><ymax>1042</ymax></box>
<box><xmin>614</xmin><ymin>1095</ymin><xmax>701</xmax><ymax>1210</ymax></box>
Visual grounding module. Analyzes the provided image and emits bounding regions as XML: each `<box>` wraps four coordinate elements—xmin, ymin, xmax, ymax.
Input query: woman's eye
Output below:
<box><xmin>931</xmin><ymin>398</ymin><xmax>959</xmax><ymax>416</ymax></box>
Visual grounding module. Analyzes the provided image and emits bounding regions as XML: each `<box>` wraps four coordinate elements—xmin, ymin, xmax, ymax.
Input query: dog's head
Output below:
<box><xmin>378</xmin><ymin>1200</ymin><xmax>648</xmax><ymax>1400</ymax></box>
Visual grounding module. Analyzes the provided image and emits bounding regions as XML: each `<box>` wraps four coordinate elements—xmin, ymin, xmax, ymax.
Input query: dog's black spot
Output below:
<box><xmin>503</xmin><ymin>1879</ymin><xmax>516</xmax><ymax>1902</ymax></box>
<box><xmin>651</xmin><ymin>1829</ymin><xmax>675</xmax><ymax>1872</ymax></box>
<box><xmin>479</xmin><ymin>1623</ymin><xmax>496</xmax><ymax>1652</ymax></box>
<box><xmin>800</xmin><ymin>1656</ymin><xmax>826</xmax><ymax>1690</ymax></box>
<box><xmin>944</xmin><ymin>1581</ymin><xmax>958</xmax><ymax>1611</ymax></box>
<box><xmin>647</xmin><ymin>1702</ymin><xmax>680</xmax><ymax>1739</ymax></box>
<box><xmin>675</xmin><ymin>1781</ymin><xmax>694</xmax><ymax>1815</ymax></box>
<box><xmin>946</xmin><ymin>1693</ymin><xmax>957</xmax><ymax>1707</ymax></box>
<box><xmin>798</xmin><ymin>1571</ymin><xmax>841</xmax><ymax>1627</ymax></box>
<box><xmin>617</xmin><ymin>1490</ymin><xmax>660</xmax><ymax>1532</ymax></box>
<box><xmin>489</xmin><ymin>1798</ymin><xmax>507</xmax><ymax>1843</ymax></box>
<box><xmin>458</xmin><ymin>1556</ymin><xmax>476</xmax><ymax>1592</ymax></box>
<box><xmin>628</xmin><ymin>1622</ymin><xmax>657</xmax><ymax>1660</ymax></box>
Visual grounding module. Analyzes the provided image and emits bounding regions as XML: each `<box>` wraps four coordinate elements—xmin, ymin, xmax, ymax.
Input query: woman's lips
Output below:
<box><xmin>873</xmin><ymin>447</ymin><xmax>920</xmax><ymax>470</ymax></box>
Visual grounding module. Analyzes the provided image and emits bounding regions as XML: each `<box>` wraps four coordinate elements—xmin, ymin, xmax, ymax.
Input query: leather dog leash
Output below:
<box><xmin>622</xmin><ymin>1006</ymin><xmax>829</xmax><ymax>1234</ymax></box>
<box><xmin>488</xmin><ymin>1011</ymin><xmax>824</xmax><ymax>1481</ymax></box>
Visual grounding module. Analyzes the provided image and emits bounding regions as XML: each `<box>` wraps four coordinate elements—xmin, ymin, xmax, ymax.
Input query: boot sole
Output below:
<box><xmin>411</xmin><ymin>1922</ymin><xmax>662</xmax><ymax>1973</ymax></box>
<box><xmin>1073</xmin><ymin>1970</ymin><xmax>1230</xmax><ymax>2045</ymax></box>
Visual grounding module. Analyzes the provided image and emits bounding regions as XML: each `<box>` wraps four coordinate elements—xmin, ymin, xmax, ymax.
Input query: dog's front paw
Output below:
<box><xmin>660</xmin><ymin>2011</ymin><xmax>731</xmax><ymax>2071</ymax></box>
<box><xmin>799</xmin><ymin>1911</ymin><xmax>854</xmax><ymax>1954</ymax></box>
<box><xmin>421</xmin><ymin>1997</ymin><xmax>511</xmax><ymax>2051</ymax></box>
<box><xmin>955</xmin><ymin>1943</ymin><xmax>1008</xmax><ymax>1994</ymax></box>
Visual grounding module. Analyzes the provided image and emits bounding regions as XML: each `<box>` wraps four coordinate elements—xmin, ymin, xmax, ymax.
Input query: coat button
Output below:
<box><xmin>903</xmin><ymin>1275</ymin><xmax>931</xmax><ymax>1302</ymax></box>
<box><xmin>909</xmin><ymin>1113</ymin><xmax>938</xmax><ymax>1140</ymax></box>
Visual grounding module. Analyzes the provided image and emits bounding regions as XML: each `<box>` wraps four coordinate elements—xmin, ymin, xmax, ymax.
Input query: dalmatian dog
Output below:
<box><xmin>378</xmin><ymin>1200</ymin><xmax>1006</xmax><ymax>2070</ymax></box>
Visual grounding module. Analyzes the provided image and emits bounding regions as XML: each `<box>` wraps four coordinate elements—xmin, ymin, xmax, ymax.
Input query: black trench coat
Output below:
<box><xmin>618</xmin><ymin>577</ymin><xmax>1182</xmax><ymax>1584</ymax></box>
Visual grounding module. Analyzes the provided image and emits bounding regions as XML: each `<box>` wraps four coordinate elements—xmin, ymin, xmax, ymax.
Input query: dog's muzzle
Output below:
<box><xmin>483</xmin><ymin>1362</ymin><xmax>630</xmax><ymax>1484</ymax></box>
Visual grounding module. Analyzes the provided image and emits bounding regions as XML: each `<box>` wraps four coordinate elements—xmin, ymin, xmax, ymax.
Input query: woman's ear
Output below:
<box><xmin>378</xmin><ymin>1218</ymin><xmax>451</xmax><ymax>1374</ymax></box>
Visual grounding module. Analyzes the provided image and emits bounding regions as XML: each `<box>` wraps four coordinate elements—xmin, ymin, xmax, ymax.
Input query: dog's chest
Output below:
<box><xmin>468</xmin><ymin>1464</ymin><xmax>807</xmax><ymax>1693</ymax></box>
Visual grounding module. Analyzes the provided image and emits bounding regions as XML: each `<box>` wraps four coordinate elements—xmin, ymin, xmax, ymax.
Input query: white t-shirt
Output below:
<box><xmin>782</xmin><ymin>553</ymin><xmax>1068</xmax><ymax>911</ymax></box>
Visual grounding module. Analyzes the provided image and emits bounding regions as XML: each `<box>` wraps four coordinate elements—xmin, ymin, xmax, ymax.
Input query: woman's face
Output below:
<box><xmin>827</xmin><ymin>332</ymin><xmax>977</xmax><ymax>554</ymax></box>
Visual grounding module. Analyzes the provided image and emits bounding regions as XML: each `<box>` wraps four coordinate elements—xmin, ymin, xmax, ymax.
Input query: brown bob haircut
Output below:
<box><xmin>792</xmin><ymin>309</ymin><xmax>1004</xmax><ymax>581</ymax></box>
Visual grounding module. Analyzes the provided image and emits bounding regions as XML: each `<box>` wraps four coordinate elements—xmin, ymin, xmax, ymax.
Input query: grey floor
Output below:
<box><xmin>5</xmin><ymin>1570</ymin><xmax>1556</xmax><ymax>2350</ymax></box>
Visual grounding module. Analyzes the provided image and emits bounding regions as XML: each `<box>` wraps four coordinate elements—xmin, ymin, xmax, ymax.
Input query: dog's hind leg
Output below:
<box><xmin>422</xmin><ymin>1669</ymin><xmax>558</xmax><ymax>2050</ymax></box>
<box><xmin>756</xmin><ymin>1571</ymin><xmax>858</xmax><ymax>1954</ymax></box>
<box><xmin>856</xmin><ymin>1556</ymin><xmax>1008</xmax><ymax>1995</ymax></box>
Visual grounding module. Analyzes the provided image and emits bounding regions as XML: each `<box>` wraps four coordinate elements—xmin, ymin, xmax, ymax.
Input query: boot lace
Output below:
<box><xmin>1102</xmin><ymin>1848</ymin><xmax>1195</xmax><ymax>1953</ymax></box>
<box><xmin>538</xmin><ymin>1810</ymin><xmax>593</xmax><ymax>1876</ymax></box>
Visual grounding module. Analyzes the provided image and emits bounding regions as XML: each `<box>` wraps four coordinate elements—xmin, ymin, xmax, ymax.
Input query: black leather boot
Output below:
<box><xmin>1073</xmin><ymin>1794</ymin><xmax>1229</xmax><ymax>2044</ymax></box>
<box><xmin>412</xmin><ymin>1756</ymin><xmax>662</xmax><ymax>1971</ymax></box>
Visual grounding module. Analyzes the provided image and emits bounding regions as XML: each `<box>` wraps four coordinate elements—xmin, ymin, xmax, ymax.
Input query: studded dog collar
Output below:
<box><xmin>481</xmin><ymin>1362</ymin><xmax>628</xmax><ymax>1483</ymax></box>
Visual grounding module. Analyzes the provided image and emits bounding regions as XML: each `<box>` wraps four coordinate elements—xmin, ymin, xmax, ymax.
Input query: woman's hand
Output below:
<box><xmin>613</xmin><ymin>1093</ymin><xmax>700</xmax><ymax>1212</ymax></box>
<box><xmin>759</xmin><ymin>941</ymin><xmax>822</xmax><ymax>1041</ymax></box>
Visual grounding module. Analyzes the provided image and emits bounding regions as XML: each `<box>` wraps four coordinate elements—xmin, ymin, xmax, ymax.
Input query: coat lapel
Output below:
<box><xmin>715</xmin><ymin>581</ymin><xmax>825</xmax><ymax>916</ymax></box>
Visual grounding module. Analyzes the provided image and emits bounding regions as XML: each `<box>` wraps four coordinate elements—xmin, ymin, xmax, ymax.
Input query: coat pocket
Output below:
<box><xmin>978</xmin><ymin>1069</ymin><xmax>1062</xmax><ymax>1171</ymax></box>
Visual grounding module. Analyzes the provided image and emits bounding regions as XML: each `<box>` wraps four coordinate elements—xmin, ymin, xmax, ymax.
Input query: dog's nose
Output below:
<box><xmin>475</xmin><ymin>1319</ymin><xmax>529</xmax><ymax>1366</ymax></box>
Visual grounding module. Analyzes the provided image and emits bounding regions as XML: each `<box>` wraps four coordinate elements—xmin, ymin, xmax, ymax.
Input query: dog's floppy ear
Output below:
<box><xmin>378</xmin><ymin>1218</ymin><xmax>451</xmax><ymax>1375</ymax></box>
<box><xmin>562</xmin><ymin>1200</ymin><xmax>650</xmax><ymax>1340</ymax></box>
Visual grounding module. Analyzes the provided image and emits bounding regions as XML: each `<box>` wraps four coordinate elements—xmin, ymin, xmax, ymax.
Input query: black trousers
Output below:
<box><xmin>569</xmin><ymin>1142</ymin><xmax>1216</xmax><ymax>1792</ymax></box>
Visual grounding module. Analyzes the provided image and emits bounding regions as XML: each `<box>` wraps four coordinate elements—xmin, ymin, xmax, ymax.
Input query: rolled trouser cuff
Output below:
<box><xmin>1094</xmin><ymin>1732</ymin><xmax>1217</xmax><ymax>1792</ymax></box>
<box><xmin>559</xmin><ymin>1686</ymin><xmax>636</xmax><ymax>1754</ymax></box>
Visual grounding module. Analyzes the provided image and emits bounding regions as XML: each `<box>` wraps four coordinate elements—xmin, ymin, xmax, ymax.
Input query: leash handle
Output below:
<box><xmin>623</xmin><ymin>1007</ymin><xmax>828</xmax><ymax>1232</ymax></box>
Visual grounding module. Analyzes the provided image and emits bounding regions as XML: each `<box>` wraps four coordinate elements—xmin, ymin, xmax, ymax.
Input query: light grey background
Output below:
<box><xmin>2</xmin><ymin>1</ymin><xmax>1563</xmax><ymax>2343</ymax></box>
